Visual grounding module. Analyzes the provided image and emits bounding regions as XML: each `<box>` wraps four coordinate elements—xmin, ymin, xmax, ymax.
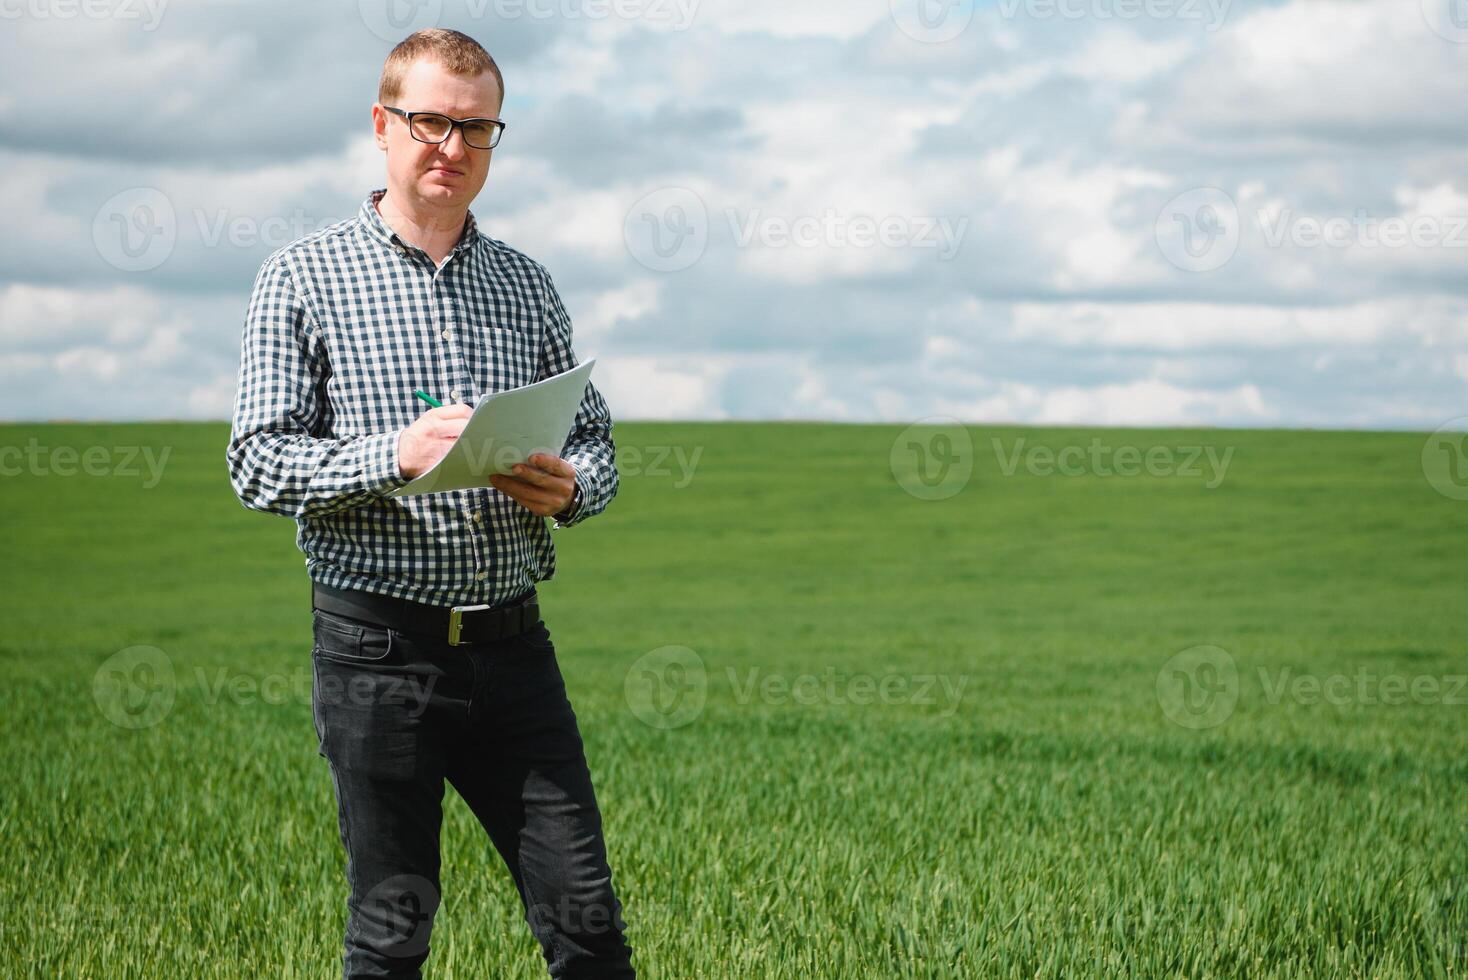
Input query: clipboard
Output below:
<box><xmin>389</xmin><ymin>359</ymin><xmax>596</xmax><ymax>497</ymax></box>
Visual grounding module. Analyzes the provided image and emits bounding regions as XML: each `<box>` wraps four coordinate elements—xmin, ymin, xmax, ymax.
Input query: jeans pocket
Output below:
<box><xmin>311</xmin><ymin>635</ymin><xmax>427</xmax><ymax>781</ymax></box>
<box><xmin>311</xmin><ymin>609</ymin><xmax>395</xmax><ymax>666</ymax></box>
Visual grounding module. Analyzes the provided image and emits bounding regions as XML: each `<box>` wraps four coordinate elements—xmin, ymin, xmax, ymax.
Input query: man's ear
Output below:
<box><xmin>371</xmin><ymin>103</ymin><xmax>389</xmax><ymax>151</ymax></box>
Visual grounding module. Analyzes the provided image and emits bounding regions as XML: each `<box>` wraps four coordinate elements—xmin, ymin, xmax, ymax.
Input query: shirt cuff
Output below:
<box><xmin>551</xmin><ymin>465</ymin><xmax>590</xmax><ymax>529</ymax></box>
<box><xmin>364</xmin><ymin>429</ymin><xmax>412</xmax><ymax>497</ymax></box>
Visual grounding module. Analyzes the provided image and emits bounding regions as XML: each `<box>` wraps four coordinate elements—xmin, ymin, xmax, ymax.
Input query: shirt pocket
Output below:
<box><xmin>477</xmin><ymin>323</ymin><xmax>542</xmax><ymax>391</ymax></box>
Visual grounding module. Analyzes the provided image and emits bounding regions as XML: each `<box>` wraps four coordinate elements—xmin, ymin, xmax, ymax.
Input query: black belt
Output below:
<box><xmin>312</xmin><ymin>581</ymin><xmax>540</xmax><ymax>647</ymax></box>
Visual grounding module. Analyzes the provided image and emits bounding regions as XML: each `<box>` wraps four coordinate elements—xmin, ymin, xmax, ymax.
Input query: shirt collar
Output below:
<box><xmin>359</xmin><ymin>188</ymin><xmax>479</xmax><ymax>259</ymax></box>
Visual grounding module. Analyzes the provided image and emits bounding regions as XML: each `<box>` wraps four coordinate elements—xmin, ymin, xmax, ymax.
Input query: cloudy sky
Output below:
<box><xmin>2</xmin><ymin>0</ymin><xmax>1465</xmax><ymax>427</ymax></box>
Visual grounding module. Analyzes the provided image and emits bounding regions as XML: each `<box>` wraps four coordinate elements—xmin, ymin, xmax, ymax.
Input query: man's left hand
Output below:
<box><xmin>489</xmin><ymin>453</ymin><xmax>578</xmax><ymax>517</ymax></box>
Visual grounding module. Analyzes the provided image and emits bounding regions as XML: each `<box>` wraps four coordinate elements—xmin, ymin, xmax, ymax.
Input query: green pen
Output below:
<box><xmin>412</xmin><ymin>389</ymin><xmax>443</xmax><ymax>409</ymax></box>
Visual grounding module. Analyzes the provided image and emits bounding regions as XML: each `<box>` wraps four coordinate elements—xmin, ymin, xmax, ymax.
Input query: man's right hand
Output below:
<box><xmin>396</xmin><ymin>404</ymin><xmax>474</xmax><ymax>479</ymax></box>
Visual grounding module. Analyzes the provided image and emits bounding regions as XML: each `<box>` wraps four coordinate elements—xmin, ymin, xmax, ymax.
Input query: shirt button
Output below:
<box><xmin>449</xmin><ymin>390</ymin><xmax>461</xmax><ymax>402</ymax></box>
<box><xmin>474</xmin><ymin>569</ymin><xmax>487</xmax><ymax>581</ymax></box>
<box><xmin>471</xmin><ymin>511</ymin><xmax>483</xmax><ymax>524</ymax></box>
<box><xmin>441</xmin><ymin>328</ymin><xmax>452</xmax><ymax>341</ymax></box>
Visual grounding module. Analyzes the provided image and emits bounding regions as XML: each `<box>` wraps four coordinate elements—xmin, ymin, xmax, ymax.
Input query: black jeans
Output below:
<box><xmin>309</xmin><ymin>605</ymin><xmax>636</xmax><ymax>979</ymax></box>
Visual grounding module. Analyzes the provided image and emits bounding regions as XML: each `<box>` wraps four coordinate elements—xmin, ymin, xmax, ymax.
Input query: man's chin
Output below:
<box><xmin>418</xmin><ymin>175</ymin><xmax>477</xmax><ymax>200</ymax></box>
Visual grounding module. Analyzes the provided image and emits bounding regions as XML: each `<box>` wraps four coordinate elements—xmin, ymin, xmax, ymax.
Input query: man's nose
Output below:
<box><xmin>438</xmin><ymin>126</ymin><xmax>468</xmax><ymax>160</ymax></box>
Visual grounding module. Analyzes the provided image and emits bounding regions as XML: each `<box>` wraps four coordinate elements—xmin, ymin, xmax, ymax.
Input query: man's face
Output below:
<box><xmin>373</xmin><ymin>58</ymin><xmax>502</xmax><ymax>213</ymax></box>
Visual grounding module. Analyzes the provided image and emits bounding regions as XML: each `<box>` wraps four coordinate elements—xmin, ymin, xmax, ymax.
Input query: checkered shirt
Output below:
<box><xmin>227</xmin><ymin>188</ymin><xmax>618</xmax><ymax>608</ymax></box>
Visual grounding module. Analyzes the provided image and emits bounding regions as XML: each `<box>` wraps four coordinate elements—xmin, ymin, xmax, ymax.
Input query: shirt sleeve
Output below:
<box><xmin>226</xmin><ymin>253</ymin><xmax>411</xmax><ymax>518</ymax></box>
<box><xmin>538</xmin><ymin>267</ymin><xmax>619</xmax><ymax>529</ymax></box>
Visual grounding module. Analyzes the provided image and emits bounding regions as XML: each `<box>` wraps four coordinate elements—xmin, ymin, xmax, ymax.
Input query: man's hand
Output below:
<box><xmin>489</xmin><ymin>453</ymin><xmax>578</xmax><ymax>517</ymax></box>
<box><xmin>396</xmin><ymin>404</ymin><xmax>474</xmax><ymax>479</ymax></box>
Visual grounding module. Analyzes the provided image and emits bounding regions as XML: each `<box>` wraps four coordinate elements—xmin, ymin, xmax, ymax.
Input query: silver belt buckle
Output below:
<box><xmin>448</xmin><ymin>604</ymin><xmax>491</xmax><ymax>646</ymax></box>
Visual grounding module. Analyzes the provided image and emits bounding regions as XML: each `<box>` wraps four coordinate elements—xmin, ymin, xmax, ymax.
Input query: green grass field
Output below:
<box><xmin>2</xmin><ymin>420</ymin><xmax>1465</xmax><ymax>978</ymax></box>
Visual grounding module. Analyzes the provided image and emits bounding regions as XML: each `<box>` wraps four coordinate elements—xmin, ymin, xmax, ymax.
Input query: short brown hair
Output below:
<box><xmin>378</xmin><ymin>29</ymin><xmax>504</xmax><ymax>107</ymax></box>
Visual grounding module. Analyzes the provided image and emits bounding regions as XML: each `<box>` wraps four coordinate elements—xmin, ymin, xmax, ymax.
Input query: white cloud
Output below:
<box><xmin>1156</xmin><ymin>0</ymin><xmax>1468</xmax><ymax>146</ymax></box>
<box><xmin>598</xmin><ymin>355</ymin><xmax>728</xmax><ymax>419</ymax></box>
<box><xmin>0</xmin><ymin>283</ymin><xmax>242</xmax><ymax>420</ymax></box>
<box><xmin>571</xmin><ymin>279</ymin><xmax>664</xmax><ymax>339</ymax></box>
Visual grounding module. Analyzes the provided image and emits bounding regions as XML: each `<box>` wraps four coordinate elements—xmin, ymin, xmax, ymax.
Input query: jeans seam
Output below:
<box><xmin>310</xmin><ymin>657</ymin><xmax>327</xmax><ymax>754</ymax></box>
<box><xmin>517</xmin><ymin>847</ymin><xmax>567</xmax><ymax>971</ymax></box>
<box><xmin>325</xmin><ymin>758</ymin><xmax>358</xmax><ymax>952</ymax></box>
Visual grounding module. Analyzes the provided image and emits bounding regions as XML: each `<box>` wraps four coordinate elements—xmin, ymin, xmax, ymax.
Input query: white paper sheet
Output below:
<box><xmin>388</xmin><ymin>358</ymin><xmax>596</xmax><ymax>497</ymax></box>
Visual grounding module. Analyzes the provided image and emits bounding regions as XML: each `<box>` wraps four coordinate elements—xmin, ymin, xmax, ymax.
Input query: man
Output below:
<box><xmin>226</xmin><ymin>28</ymin><xmax>635</xmax><ymax>980</ymax></box>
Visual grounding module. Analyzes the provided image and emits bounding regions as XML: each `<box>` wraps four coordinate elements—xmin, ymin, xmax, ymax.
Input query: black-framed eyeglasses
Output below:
<box><xmin>382</xmin><ymin>105</ymin><xmax>506</xmax><ymax>149</ymax></box>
